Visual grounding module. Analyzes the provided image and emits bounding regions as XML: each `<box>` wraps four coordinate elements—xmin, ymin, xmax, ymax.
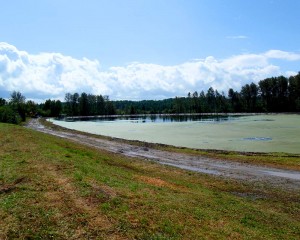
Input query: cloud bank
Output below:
<box><xmin>0</xmin><ymin>42</ymin><xmax>299</xmax><ymax>101</ymax></box>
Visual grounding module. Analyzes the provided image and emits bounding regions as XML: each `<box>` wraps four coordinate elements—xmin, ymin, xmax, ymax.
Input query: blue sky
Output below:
<box><xmin>1</xmin><ymin>0</ymin><xmax>300</xmax><ymax>101</ymax></box>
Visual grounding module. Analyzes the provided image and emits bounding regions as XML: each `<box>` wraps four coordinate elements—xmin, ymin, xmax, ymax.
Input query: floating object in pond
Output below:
<box><xmin>242</xmin><ymin>137</ymin><xmax>272</xmax><ymax>141</ymax></box>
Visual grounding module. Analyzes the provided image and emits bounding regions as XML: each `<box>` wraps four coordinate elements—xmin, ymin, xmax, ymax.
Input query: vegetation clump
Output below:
<box><xmin>0</xmin><ymin>91</ymin><xmax>27</xmax><ymax>124</ymax></box>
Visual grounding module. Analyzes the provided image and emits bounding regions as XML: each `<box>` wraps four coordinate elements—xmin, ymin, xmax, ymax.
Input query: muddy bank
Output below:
<box><xmin>26</xmin><ymin>118</ymin><xmax>300</xmax><ymax>190</ymax></box>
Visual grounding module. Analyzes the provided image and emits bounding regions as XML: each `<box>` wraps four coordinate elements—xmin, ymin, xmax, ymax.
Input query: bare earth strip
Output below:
<box><xmin>26</xmin><ymin>118</ymin><xmax>300</xmax><ymax>190</ymax></box>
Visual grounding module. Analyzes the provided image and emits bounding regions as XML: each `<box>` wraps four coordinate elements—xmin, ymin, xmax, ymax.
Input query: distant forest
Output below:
<box><xmin>1</xmin><ymin>72</ymin><xmax>300</xmax><ymax>124</ymax></box>
<box><xmin>60</xmin><ymin>72</ymin><xmax>300</xmax><ymax>116</ymax></box>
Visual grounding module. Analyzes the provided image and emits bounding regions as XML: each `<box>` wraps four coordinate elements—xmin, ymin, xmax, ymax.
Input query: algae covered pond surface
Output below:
<box><xmin>51</xmin><ymin>114</ymin><xmax>300</xmax><ymax>154</ymax></box>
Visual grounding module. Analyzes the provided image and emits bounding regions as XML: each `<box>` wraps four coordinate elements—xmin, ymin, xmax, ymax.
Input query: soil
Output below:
<box><xmin>26</xmin><ymin>118</ymin><xmax>300</xmax><ymax>191</ymax></box>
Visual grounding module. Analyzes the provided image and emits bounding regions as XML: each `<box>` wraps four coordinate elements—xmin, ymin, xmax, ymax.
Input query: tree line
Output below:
<box><xmin>114</xmin><ymin>72</ymin><xmax>300</xmax><ymax>114</ymax></box>
<box><xmin>63</xmin><ymin>92</ymin><xmax>116</xmax><ymax>116</ymax></box>
<box><xmin>38</xmin><ymin>92</ymin><xmax>116</xmax><ymax>117</ymax></box>
<box><xmin>0</xmin><ymin>92</ymin><xmax>116</xmax><ymax>124</ymax></box>
<box><xmin>1</xmin><ymin>72</ymin><xmax>300</xmax><ymax>124</ymax></box>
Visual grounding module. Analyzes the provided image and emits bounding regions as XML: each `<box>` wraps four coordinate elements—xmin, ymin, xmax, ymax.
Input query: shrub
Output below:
<box><xmin>0</xmin><ymin>106</ymin><xmax>22</xmax><ymax>124</ymax></box>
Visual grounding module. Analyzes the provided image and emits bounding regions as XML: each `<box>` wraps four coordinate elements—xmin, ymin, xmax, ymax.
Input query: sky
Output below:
<box><xmin>1</xmin><ymin>0</ymin><xmax>300</xmax><ymax>102</ymax></box>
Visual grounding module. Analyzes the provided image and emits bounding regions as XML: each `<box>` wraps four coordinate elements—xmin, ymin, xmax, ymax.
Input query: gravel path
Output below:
<box><xmin>26</xmin><ymin>118</ymin><xmax>300</xmax><ymax>190</ymax></box>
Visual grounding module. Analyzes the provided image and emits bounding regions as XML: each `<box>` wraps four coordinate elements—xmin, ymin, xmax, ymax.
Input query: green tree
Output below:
<box><xmin>9</xmin><ymin>91</ymin><xmax>26</xmax><ymax>121</ymax></box>
<box><xmin>42</xmin><ymin>99</ymin><xmax>62</xmax><ymax>117</ymax></box>
<box><xmin>259</xmin><ymin>78</ymin><xmax>273</xmax><ymax>111</ymax></box>
<box><xmin>276</xmin><ymin>76</ymin><xmax>288</xmax><ymax>111</ymax></box>
<box><xmin>54</xmin><ymin>100</ymin><xmax>62</xmax><ymax>117</ymax></box>
<box><xmin>88</xmin><ymin>94</ymin><xmax>97</xmax><ymax>115</ymax></box>
<box><xmin>241</xmin><ymin>84</ymin><xmax>251</xmax><ymax>112</ymax></box>
<box><xmin>250</xmin><ymin>82</ymin><xmax>259</xmax><ymax>112</ymax></box>
<box><xmin>192</xmin><ymin>91</ymin><xmax>201</xmax><ymax>113</ymax></box>
<box><xmin>288</xmin><ymin>73</ymin><xmax>300</xmax><ymax>111</ymax></box>
<box><xmin>64</xmin><ymin>93</ymin><xmax>73</xmax><ymax>116</ymax></box>
<box><xmin>71</xmin><ymin>93</ymin><xmax>79</xmax><ymax>116</ymax></box>
<box><xmin>0</xmin><ymin>105</ymin><xmax>21</xmax><ymax>124</ymax></box>
<box><xmin>228</xmin><ymin>88</ymin><xmax>242</xmax><ymax>112</ymax></box>
<box><xmin>129</xmin><ymin>105</ymin><xmax>136</xmax><ymax>114</ymax></box>
<box><xmin>199</xmin><ymin>91</ymin><xmax>208</xmax><ymax>112</ymax></box>
<box><xmin>173</xmin><ymin>97</ymin><xmax>185</xmax><ymax>113</ymax></box>
<box><xmin>259</xmin><ymin>76</ymin><xmax>289</xmax><ymax>112</ymax></box>
<box><xmin>215</xmin><ymin>91</ymin><xmax>228</xmax><ymax>113</ymax></box>
<box><xmin>105</xmin><ymin>99</ymin><xmax>116</xmax><ymax>115</ymax></box>
<box><xmin>0</xmin><ymin>98</ymin><xmax>6</xmax><ymax>106</ymax></box>
<box><xmin>79</xmin><ymin>92</ymin><xmax>89</xmax><ymax>116</ymax></box>
<box><xmin>10</xmin><ymin>91</ymin><xmax>26</xmax><ymax>105</ymax></box>
<box><xmin>187</xmin><ymin>92</ymin><xmax>192</xmax><ymax>113</ymax></box>
<box><xmin>206</xmin><ymin>87</ymin><xmax>216</xmax><ymax>112</ymax></box>
<box><xmin>26</xmin><ymin>100</ymin><xmax>38</xmax><ymax>117</ymax></box>
<box><xmin>96</xmin><ymin>95</ymin><xmax>105</xmax><ymax>115</ymax></box>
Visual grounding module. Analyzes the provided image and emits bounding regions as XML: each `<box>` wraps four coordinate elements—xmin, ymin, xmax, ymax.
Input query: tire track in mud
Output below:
<box><xmin>26</xmin><ymin>119</ymin><xmax>300</xmax><ymax>191</ymax></box>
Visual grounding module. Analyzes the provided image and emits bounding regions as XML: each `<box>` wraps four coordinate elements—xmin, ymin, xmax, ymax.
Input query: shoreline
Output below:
<box><xmin>58</xmin><ymin>112</ymin><xmax>300</xmax><ymax>121</ymax></box>
<box><xmin>26</xmin><ymin>118</ymin><xmax>300</xmax><ymax>191</ymax></box>
<box><xmin>50</xmin><ymin>114</ymin><xmax>300</xmax><ymax>155</ymax></box>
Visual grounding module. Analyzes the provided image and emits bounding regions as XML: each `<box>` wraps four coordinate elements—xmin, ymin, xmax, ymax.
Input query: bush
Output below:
<box><xmin>0</xmin><ymin>106</ymin><xmax>22</xmax><ymax>124</ymax></box>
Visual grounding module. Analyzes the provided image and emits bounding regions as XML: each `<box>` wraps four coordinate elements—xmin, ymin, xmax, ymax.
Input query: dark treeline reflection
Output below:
<box><xmin>66</xmin><ymin>114</ymin><xmax>238</xmax><ymax>123</ymax></box>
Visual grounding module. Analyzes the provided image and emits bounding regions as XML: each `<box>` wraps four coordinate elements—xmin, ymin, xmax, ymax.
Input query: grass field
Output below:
<box><xmin>1</xmin><ymin>122</ymin><xmax>300</xmax><ymax>239</ymax></box>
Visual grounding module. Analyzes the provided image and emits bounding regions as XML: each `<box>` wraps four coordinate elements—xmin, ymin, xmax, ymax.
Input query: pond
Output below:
<box><xmin>50</xmin><ymin>114</ymin><xmax>300</xmax><ymax>154</ymax></box>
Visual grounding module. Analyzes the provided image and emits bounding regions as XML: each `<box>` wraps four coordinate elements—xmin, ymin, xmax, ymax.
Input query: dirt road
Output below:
<box><xmin>26</xmin><ymin>118</ymin><xmax>300</xmax><ymax>190</ymax></box>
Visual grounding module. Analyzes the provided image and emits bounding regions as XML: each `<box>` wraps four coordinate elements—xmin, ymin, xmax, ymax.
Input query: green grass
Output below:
<box><xmin>1</xmin><ymin>122</ymin><xmax>300</xmax><ymax>239</ymax></box>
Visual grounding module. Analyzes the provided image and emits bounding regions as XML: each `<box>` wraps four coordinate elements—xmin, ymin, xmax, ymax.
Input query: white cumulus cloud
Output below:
<box><xmin>0</xmin><ymin>42</ymin><xmax>299</xmax><ymax>101</ymax></box>
<box><xmin>264</xmin><ymin>50</ymin><xmax>300</xmax><ymax>61</ymax></box>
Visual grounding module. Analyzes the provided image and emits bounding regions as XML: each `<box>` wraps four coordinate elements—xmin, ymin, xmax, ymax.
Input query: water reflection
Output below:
<box><xmin>64</xmin><ymin>114</ymin><xmax>240</xmax><ymax>123</ymax></box>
